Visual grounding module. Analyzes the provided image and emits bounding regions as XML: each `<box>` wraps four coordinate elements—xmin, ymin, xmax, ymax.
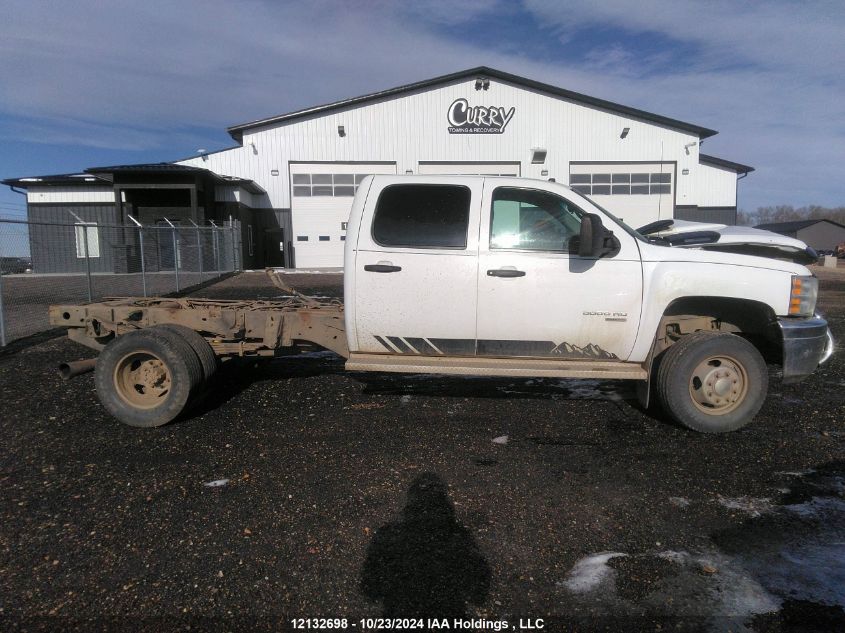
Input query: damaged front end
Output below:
<box><xmin>638</xmin><ymin>219</ymin><xmax>819</xmax><ymax>265</ymax></box>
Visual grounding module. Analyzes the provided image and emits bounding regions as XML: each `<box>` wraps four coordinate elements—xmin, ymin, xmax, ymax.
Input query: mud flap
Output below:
<box><xmin>636</xmin><ymin>377</ymin><xmax>651</xmax><ymax>409</ymax></box>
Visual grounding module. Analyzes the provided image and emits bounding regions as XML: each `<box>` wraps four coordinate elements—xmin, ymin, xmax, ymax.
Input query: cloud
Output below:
<box><xmin>0</xmin><ymin>0</ymin><xmax>842</xmax><ymax>209</ymax></box>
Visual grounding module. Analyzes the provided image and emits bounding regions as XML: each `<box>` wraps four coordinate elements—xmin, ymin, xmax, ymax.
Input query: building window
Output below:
<box><xmin>292</xmin><ymin>173</ymin><xmax>373</xmax><ymax>197</ymax></box>
<box><xmin>372</xmin><ymin>184</ymin><xmax>471</xmax><ymax>249</ymax></box>
<box><xmin>319</xmin><ymin>235</ymin><xmax>330</xmax><ymax>241</ymax></box>
<box><xmin>341</xmin><ymin>222</ymin><xmax>348</xmax><ymax>230</ymax></box>
<box><xmin>74</xmin><ymin>223</ymin><xmax>100</xmax><ymax>258</ymax></box>
<box><xmin>297</xmin><ymin>236</ymin><xmax>308</xmax><ymax>241</ymax></box>
<box><xmin>570</xmin><ymin>171</ymin><xmax>672</xmax><ymax>196</ymax></box>
<box><xmin>340</xmin><ymin>235</ymin><xmax>346</xmax><ymax>241</ymax></box>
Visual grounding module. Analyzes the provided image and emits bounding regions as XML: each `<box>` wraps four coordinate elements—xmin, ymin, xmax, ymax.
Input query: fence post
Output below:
<box><xmin>0</xmin><ymin>269</ymin><xmax>6</xmax><ymax>347</ymax></box>
<box><xmin>82</xmin><ymin>225</ymin><xmax>93</xmax><ymax>302</ymax></box>
<box><xmin>163</xmin><ymin>218</ymin><xmax>180</xmax><ymax>293</ymax></box>
<box><xmin>210</xmin><ymin>220</ymin><xmax>220</xmax><ymax>278</ymax></box>
<box><xmin>128</xmin><ymin>215</ymin><xmax>147</xmax><ymax>297</ymax></box>
<box><xmin>191</xmin><ymin>220</ymin><xmax>204</xmax><ymax>282</ymax></box>
<box><xmin>230</xmin><ymin>216</ymin><xmax>237</xmax><ymax>272</ymax></box>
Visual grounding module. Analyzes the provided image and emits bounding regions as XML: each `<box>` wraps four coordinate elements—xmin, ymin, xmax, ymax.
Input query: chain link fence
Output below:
<box><xmin>0</xmin><ymin>218</ymin><xmax>241</xmax><ymax>345</ymax></box>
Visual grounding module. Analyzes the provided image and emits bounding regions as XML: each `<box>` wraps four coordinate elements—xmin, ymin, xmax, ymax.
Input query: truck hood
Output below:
<box><xmin>649</xmin><ymin>220</ymin><xmax>818</xmax><ymax>265</ymax></box>
<box><xmin>637</xmin><ymin>231</ymin><xmax>811</xmax><ymax>276</ymax></box>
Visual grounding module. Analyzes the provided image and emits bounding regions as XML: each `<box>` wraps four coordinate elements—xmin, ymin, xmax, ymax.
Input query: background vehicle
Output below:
<box><xmin>0</xmin><ymin>256</ymin><xmax>32</xmax><ymax>274</ymax></box>
<box><xmin>51</xmin><ymin>176</ymin><xmax>833</xmax><ymax>433</ymax></box>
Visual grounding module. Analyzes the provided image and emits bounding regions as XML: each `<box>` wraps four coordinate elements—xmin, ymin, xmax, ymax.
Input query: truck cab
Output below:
<box><xmin>345</xmin><ymin>176</ymin><xmax>641</xmax><ymax>361</ymax></box>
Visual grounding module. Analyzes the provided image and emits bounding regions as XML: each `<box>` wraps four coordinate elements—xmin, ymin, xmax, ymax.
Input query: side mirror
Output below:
<box><xmin>578</xmin><ymin>213</ymin><xmax>619</xmax><ymax>258</ymax></box>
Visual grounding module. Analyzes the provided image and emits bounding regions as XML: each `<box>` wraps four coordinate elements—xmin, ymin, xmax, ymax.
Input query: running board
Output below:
<box><xmin>345</xmin><ymin>353</ymin><xmax>648</xmax><ymax>380</ymax></box>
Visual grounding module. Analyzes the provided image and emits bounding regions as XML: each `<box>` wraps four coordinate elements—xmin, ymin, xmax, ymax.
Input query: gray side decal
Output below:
<box><xmin>404</xmin><ymin>337</ymin><xmax>439</xmax><ymax>355</ymax></box>
<box><xmin>386</xmin><ymin>336</ymin><xmax>414</xmax><ymax>354</ymax></box>
<box><xmin>478</xmin><ymin>340</ymin><xmax>618</xmax><ymax>359</ymax></box>
<box><xmin>371</xmin><ymin>336</ymin><xmax>618</xmax><ymax>360</ymax></box>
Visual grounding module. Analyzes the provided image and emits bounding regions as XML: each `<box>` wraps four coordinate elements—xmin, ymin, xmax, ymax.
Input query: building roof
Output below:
<box><xmin>4</xmin><ymin>163</ymin><xmax>265</xmax><ymax>195</ymax></box>
<box><xmin>226</xmin><ymin>66</ymin><xmax>719</xmax><ymax>142</ymax></box>
<box><xmin>2</xmin><ymin>173</ymin><xmax>110</xmax><ymax>187</ymax></box>
<box><xmin>86</xmin><ymin>162</ymin><xmax>211</xmax><ymax>175</ymax></box>
<box><xmin>85</xmin><ymin>163</ymin><xmax>266</xmax><ymax>194</ymax></box>
<box><xmin>755</xmin><ymin>219</ymin><xmax>845</xmax><ymax>232</ymax></box>
<box><xmin>700</xmin><ymin>154</ymin><xmax>755</xmax><ymax>174</ymax></box>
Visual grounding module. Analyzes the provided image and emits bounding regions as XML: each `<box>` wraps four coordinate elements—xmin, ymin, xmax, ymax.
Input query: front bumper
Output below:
<box><xmin>778</xmin><ymin>314</ymin><xmax>834</xmax><ymax>383</ymax></box>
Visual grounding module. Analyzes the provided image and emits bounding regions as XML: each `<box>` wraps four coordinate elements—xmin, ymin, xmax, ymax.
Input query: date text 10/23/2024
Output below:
<box><xmin>291</xmin><ymin>618</ymin><xmax>545</xmax><ymax>630</ymax></box>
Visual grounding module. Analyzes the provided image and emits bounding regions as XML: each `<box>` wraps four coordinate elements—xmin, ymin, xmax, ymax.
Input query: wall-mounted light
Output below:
<box><xmin>197</xmin><ymin>149</ymin><xmax>208</xmax><ymax>162</ymax></box>
<box><xmin>531</xmin><ymin>148</ymin><xmax>547</xmax><ymax>164</ymax></box>
<box><xmin>682</xmin><ymin>168</ymin><xmax>690</xmax><ymax>175</ymax></box>
<box><xmin>405</xmin><ymin>169</ymin><xmax>413</xmax><ymax>174</ymax></box>
<box><xmin>270</xmin><ymin>169</ymin><xmax>279</xmax><ymax>176</ymax></box>
<box><xmin>475</xmin><ymin>76</ymin><xmax>490</xmax><ymax>91</ymax></box>
<box><xmin>684</xmin><ymin>141</ymin><xmax>697</xmax><ymax>155</ymax></box>
<box><xmin>620</xmin><ymin>127</ymin><xmax>630</xmax><ymax>139</ymax></box>
<box><xmin>541</xmin><ymin>169</ymin><xmax>549</xmax><ymax>176</ymax></box>
<box><xmin>338</xmin><ymin>125</ymin><xmax>345</xmax><ymax>137</ymax></box>
<box><xmin>249</xmin><ymin>140</ymin><xmax>258</xmax><ymax>155</ymax></box>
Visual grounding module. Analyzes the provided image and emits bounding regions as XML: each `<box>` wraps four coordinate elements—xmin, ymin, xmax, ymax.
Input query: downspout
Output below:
<box><xmin>735</xmin><ymin>170</ymin><xmax>749</xmax><ymax>225</ymax></box>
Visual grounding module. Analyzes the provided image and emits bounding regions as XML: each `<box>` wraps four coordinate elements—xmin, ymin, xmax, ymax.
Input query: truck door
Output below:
<box><xmin>352</xmin><ymin>177</ymin><xmax>482</xmax><ymax>355</ymax></box>
<box><xmin>476</xmin><ymin>181</ymin><xmax>643</xmax><ymax>361</ymax></box>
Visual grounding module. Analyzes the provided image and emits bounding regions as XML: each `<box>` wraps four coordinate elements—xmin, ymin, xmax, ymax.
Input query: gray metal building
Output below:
<box><xmin>755</xmin><ymin>219</ymin><xmax>845</xmax><ymax>252</ymax></box>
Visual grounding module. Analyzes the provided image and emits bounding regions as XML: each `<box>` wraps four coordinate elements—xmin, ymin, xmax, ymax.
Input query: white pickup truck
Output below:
<box><xmin>51</xmin><ymin>175</ymin><xmax>834</xmax><ymax>433</ymax></box>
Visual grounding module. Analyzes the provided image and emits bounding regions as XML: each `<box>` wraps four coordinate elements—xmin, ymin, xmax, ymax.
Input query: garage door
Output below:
<box><xmin>418</xmin><ymin>162</ymin><xmax>521</xmax><ymax>176</ymax></box>
<box><xmin>569</xmin><ymin>162</ymin><xmax>674</xmax><ymax>229</ymax></box>
<box><xmin>290</xmin><ymin>162</ymin><xmax>397</xmax><ymax>268</ymax></box>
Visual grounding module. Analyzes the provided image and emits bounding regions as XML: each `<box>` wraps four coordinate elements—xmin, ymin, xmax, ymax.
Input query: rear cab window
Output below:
<box><xmin>372</xmin><ymin>184</ymin><xmax>471</xmax><ymax>249</ymax></box>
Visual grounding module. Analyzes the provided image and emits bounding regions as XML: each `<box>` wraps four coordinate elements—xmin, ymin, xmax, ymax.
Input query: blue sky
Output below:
<box><xmin>1</xmin><ymin>0</ymin><xmax>843</xmax><ymax>219</ymax></box>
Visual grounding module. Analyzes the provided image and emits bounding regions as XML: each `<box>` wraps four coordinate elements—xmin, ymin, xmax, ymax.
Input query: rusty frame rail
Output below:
<box><xmin>49</xmin><ymin>296</ymin><xmax>348</xmax><ymax>358</ymax></box>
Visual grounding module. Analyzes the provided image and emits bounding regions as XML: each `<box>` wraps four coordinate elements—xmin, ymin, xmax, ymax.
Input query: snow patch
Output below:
<box><xmin>559</xmin><ymin>552</ymin><xmax>627</xmax><ymax>593</ymax></box>
<box><xmin>718</xmin><ymin>496</ymin><xmax>773</xmax><ymax>517</ymax></box>
<box><xmin>656</xmin><ymin>550</ymin><xmax>691</xmax><ymax>564</ymax></box>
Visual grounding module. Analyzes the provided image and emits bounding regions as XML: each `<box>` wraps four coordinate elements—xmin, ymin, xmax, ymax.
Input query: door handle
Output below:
<box><xmin>364</xmin><ymin>263</ymin><xmax>402</xmax><ymax>273</ymax></box>
<box><xmin>487</xmin><ymin>268</ymin><xmax>526</xmax><ymax>278</ymax></box>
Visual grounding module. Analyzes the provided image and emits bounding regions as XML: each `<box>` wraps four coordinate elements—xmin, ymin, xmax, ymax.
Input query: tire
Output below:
<box><xmin>655</xmin><ymin>331</ymin><xmax>768</xmax><ymax>433</ymax></box>
<box><xmin>94</xmin><ymin>329</ymin><xmax>202</xmax><ymax>428</ymax></box>
<box><xmin>153</xmin><ymin>324</ymin><xmax>218</xmax><ymax>381</ymax></box>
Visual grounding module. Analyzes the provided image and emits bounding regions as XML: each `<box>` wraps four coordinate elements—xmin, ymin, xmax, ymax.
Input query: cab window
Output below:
<box><xmin>490</xmin><ymin>187</ymin><xmax>584</xmax><ymax>251</ymax></box>
<box><xmin>372</xmin><ymin>184</ymin><xmax>471</xmax><ymax>249</ymax></box>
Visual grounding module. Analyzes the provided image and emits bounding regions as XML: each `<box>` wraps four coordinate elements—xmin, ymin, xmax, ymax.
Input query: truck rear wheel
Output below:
<box><xmin>153</xmin><ymin>324</ymin><xmax>218</xmax><ymax>381</ymax></box>
<box><xmin>655</xmin><ymin>331</ymin><xmax>768</xmax><ymax>433</ymax></box>
<box><xmin>95</xmin><ymin>329</ymin><xmax>202</xmax><ymax>428</ymax></box>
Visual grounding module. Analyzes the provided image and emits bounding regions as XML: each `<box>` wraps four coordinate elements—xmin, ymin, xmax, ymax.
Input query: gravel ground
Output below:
<box><xmin>1</xmin><ymin>270</ymin><xmax>843</xmax><ymax>631</ymax></box>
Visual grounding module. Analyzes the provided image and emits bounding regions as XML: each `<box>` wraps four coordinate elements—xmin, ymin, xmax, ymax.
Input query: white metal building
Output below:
<box><xmin>177</xmin><ymin>67</ymin><xmax>753</xmax><ymax>268</ymax></box>
<box><xmin>6</xmin><ymin>67</ymin><xmax>753</xmax><ymax>270</ymax></box>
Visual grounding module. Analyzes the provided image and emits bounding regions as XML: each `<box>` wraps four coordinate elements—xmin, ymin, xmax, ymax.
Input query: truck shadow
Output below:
<box><xmin>184</xmin><ymin>352</ymin><xmax>348</xmax><ymax>420</ymax></box>
<box><xmin>184</xmin><ymin>353</ymin><xmax>677</xmax><ymax>427</ymax></box>
<box><xmin>355</xmin><ymin>371</ymin><xmax>637</xmax><ymax>402</ymax></box>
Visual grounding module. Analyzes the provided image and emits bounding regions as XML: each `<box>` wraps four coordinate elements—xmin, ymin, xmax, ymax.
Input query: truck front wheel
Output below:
<box><xmin>94</xmin><ymin>329</ymin><xmax>203</xmax><ymax>427</ymax></box>
<box><xmin>655</xmin><ymin>331</ymin><xmax>768</xmax><ymax>433</ymax></box>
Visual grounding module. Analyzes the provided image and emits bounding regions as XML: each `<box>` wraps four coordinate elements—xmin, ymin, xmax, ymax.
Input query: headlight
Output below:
<box><xmin>789</xmin><ymin>275</ymin><xmax>818</xmax><ymax>316</ymax></box>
